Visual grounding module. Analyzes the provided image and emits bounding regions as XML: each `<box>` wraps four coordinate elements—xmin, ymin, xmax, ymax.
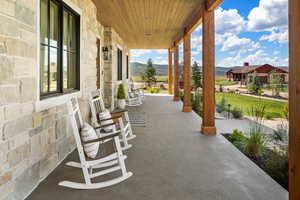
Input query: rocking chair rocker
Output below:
<box><xmin>58</xmin><ymin>98</ymin><xmax>132</xmax><ymax>189</ymax></box>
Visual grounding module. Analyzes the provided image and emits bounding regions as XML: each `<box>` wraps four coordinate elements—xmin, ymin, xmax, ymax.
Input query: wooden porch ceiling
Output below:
<box><xmin>93</xmin><ymin>0</ymin><xmax>223</xmax><ymax>49</ymax></box>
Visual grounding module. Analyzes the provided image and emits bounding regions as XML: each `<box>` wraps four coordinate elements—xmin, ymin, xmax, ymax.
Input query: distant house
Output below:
<box><xmin>226</xmin><ymin>62</ymin><xmax>288</xmax><ymax>85</ymax></box>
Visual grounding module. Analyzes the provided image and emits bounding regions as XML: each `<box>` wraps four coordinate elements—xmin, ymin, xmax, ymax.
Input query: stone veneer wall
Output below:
<box><xmin>103</xmin><ymin>27</ymin><xmax>130</xmax><ymax>110</ymax></box>
<box><xmin>0</xmin><ymin>0</ymin><xmax>124</xmax><ymax>199</ymax></box>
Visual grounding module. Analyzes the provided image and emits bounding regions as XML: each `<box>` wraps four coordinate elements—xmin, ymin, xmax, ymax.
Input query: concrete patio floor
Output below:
<box><xmin>26</xmin><ymin>95</ymin><xmax>288</xmax><ymax>200</ymax></box>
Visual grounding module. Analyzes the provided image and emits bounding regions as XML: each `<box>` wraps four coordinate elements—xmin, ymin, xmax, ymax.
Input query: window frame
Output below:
<box><xmin>40</xmin><ymin>0</ymin><xmax>81</xmax><ymax>99</ymax></box>
<box><xmin>126</xmin><ymin>55</ymin><xmax>129</xmax><ymax>79</ymax></box>
<box><xmin>117</xmin><ymin>48</ymin><xmax>123</xmax><ymax>81</ymax></box>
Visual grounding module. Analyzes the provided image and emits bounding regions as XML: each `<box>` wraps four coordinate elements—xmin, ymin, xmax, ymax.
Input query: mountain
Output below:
<box><xmin>130</xmin><ymin>62</ymin><xmax>235</xmax><ymax>76</ymax></box>
<box><xmin>130</xmin><ymin>62</ymin><xmax>288</xmax><ymax>76</ymax></box>
<box><xmin>130</xmin><ymin>62</ymin><xmax>169</xmax><ymax>76</ymax></box>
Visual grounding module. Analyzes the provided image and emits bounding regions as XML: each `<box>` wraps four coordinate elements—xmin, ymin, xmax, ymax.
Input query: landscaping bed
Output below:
<box><xmin>223</xmin><ymin>131</ymin><xmax>288</xmax><ymax>190</ymax></box>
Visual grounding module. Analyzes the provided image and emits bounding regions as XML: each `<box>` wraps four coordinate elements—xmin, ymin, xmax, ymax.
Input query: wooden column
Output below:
<box><xmin>168</xmin><ymin>48</ymin><xmax>174</xmax><ymax>94</ymax></box>
<box><xmin>183</xmin><ymin>33</ymin><xmax>192</xmax><ymax>112</ymax></box>
<box><xmin>289</xmin><ymin>0</ymin><xmax>300</xmax><ymax>199</ymax></box>
<box><xmin>173</xmin><ymin>45</ymin><xmax>180</xmax><ymax>101</ymax></box>
<box><xmin>201</xmin><ymin>8</ymin><xmax>216</xmax><ymax>135</ymax></box>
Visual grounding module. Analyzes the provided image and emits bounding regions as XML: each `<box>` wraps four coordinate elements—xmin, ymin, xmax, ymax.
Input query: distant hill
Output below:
<box><xmin>130</xmin><ymin>62</ymin><xmax>288</xmax><ymax>76</ymax></box>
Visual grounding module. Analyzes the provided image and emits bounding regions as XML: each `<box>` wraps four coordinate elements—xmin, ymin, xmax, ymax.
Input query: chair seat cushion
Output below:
<box><xmin>99</xmin><ymin>109</ymin><xmax>116</xmax><ymax>133</ymax></box>
<box><xmin>80</xmin><ymin>123</ymin><xmax>99</xmax><ymax>159</ymax></box>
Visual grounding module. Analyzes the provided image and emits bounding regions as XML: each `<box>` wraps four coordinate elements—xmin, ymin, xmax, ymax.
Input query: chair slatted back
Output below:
<box><xmin>67</xmin><ymin>97</ymin><xmax>87</xmax><ymax>163</ymax></box>
<box><xmin>89</xmin><ymin>90</ymin><xmax>107</xmax><ymax>124</ymax></box>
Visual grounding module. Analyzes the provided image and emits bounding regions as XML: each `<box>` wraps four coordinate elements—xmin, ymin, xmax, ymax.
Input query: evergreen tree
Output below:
<box><xmin>192</xmin><ymin>61</ymin><xmax>202</xmax><ymax>90</ymax></box>
<box><xmin>141</xmin><ymin>59</ymin><xmax>157</xmax><ymax>87</ymax></box>
<box><xmin>248</xmin><ymin>72</ymin><xmax>262</xmax><ymax>95</ymax></box>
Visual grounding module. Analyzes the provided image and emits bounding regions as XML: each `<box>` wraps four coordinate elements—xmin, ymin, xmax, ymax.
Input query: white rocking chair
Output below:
<box><xmin>89</xmin><ymin>90</ymin><xmax>136</xmax><ymax>151</ymax></box>
<box><xmin>129</xmin><ymin>87</ymin><xmax>145</xmax><ymax>102</ymax></box>
<box><xmin>58</xmin><ymin>98</ymin><xmax>132</xmax><ymax>189</ymax></box>
<box><xmin>127</xmin><ymin>88</ymin><xmax>143</xmax><ymax>106</ymax></box>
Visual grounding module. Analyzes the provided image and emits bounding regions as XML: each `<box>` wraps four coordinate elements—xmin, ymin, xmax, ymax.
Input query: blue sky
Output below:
<box><xmin>130</xmin><ymin>0</ymin><xmax>288</xmax><ymax>68</ymax></box>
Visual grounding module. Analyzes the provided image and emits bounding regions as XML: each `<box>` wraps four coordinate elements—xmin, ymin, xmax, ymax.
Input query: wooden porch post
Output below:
<box><xmin>201</xmin><ymin>7</ymin><xmax>216</xmax><ymax>135</ymax></box>
<box><xmin>168</xmin><ymin>48</ymin><xmax>174</xmax><ymax>94</ymax></box>
<box><xmin>183</xmin><ymin>33</ymin><xmax>192</xmax><ymax>112</ymax></box>
<box><xmin>173</xmin><ymin>45</ymin><xmax>180</xmax><ymax>101</ymax></box>
<box><xmin>289</xmin><ymin>0</ymin><xmax>300</xmax><ymax>199</ymax></box>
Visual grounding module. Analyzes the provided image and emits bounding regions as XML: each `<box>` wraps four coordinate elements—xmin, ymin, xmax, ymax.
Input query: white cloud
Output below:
<box><xmin>221</xmin><ymin>35</ymin><xmax>260</xmax><ymax>53</ymax></box>
<box><xmin>247</xmin><ymin>0</ymin><xmax>288</xmax><ymax>31</ymax></box>
<box><xmin>130</xmin><ymin>49</ymin><xmax>167</xmax><ymax>58</ymax></box>
<box><xmin>260</xmin><ymin>30</ymin><xmax>288</xmax><ymax>44</ymax></box>
<box><xmin>215</xmin><ymin>8</ymin><xmax>247</xmax><ymax>35</ymax></box>
<box><xmin>218</xmin><ymin>50</ymin><xmax>288</xmax><ymax>67</ymax></box>
<box><xmin>130</xmin><ymin>50</ymin><xmax>152</xmax><ymax>58</ymax></box>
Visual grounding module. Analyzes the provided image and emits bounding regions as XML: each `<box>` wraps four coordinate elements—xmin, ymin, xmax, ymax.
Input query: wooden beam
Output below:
<box><xmin>171</xmin><ymin>0</ymin><xmax>223</xmax><ymax>49</ymax></box>
<box><xmin>289</xmin><ymin>0</ymin><xmax>300</xmax><ymax>199</ymax></box>
<box><xmin>168</xmin><ymin>48</ymin><xmax>174</xmax><ymax>95</ymax></box>
<box><xmin>201</xmin><ymin>8</ymin><xmax>216</xmax><ymax>135</ymax></box>
<box><xmin>206</xmin><ymin>0</ymin><xmax>224</xmax><ymax>11</ymax></box>
<box><xmin>182</xmin><ymin>33</ymin><xmax>192</xmax><ymax>112</ymax></box>
<box><xmin>173</xmin><ymin>46</ymin><xmax>180</xmax><ymax>101</ymax></box>
<box><xmin>173</xmin><ymin>5</ymin><xmax>204</xmax><ymax>47</ymax></box>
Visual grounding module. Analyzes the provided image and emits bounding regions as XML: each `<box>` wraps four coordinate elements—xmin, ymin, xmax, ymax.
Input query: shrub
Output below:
<box><xmin>273</xmin><ymin>120</ymin><xmax>288</xmax><ymax>142</ymax></box>
<box><xmin>247</xmin><ymin>102</ymin><xmax>266</xmax><ymax>125</ymax></box>
<box><xmin>231</xmin><ymin>106</ymin><xmax>243</xmax><ymax>119</ymax></box>
<box><xmin>265</xmin><ymin>148</ymin><xmax>288</xmax><ymax>189</ymax></box>
<box><xmin>231</xmin><ymin>129</ymin><xmax>246</xmax><ymax>150</ymax></box>
<box><xmin>265</xmin><ymin>113</ymin><xmax>274</xmax><ymax>120</ymax></box>
<box><xmin>149</xmin><ymin>88</ymin><xmax>160</xmax><ymax>93</ymax></box>
<box><xmin>248</xmin><ymin>73</ymin><xmax>263</xmax><ymax>95</ymax></box>
<box><xmin>159</xmin><ymin>84</ymin><xmax>166</xmax><ymax>90</ymax></box>
<box><xmin>117</xmin><ymin>84</ymin><xmax>126</xmax><ymax>99</ymax></box>
<box><xmin>282</xmin><ymin>103</ymin><xmax>288</xmax><ymax>119</ymax></box>
<box><xmin>179</xmin><ymin>90</ymin><xmax>184</xmax><ymax>100</ymax></box>
<box><xmin>192</xmin><ymin>91</ymin><xmax>203</xmax><ymax>117</ymax></box>
<box><xmin>216</xmin><ymin>96</ymin><xmax>227</xmax><ymax>113</ymax></box>
<box><xmin>244</xmin><ymin>127</ymin><xmax>267</xmax><ymax>158</ymax></box>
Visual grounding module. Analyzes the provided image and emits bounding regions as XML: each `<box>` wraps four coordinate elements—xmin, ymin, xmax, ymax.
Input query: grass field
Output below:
<box><xmin>215</xmin><ymin>76</ymin><xmax>227</xmax><ymax>81</ymax></box>
<box><xmin>132</xmin><ymin>76</ymin><xmax>168</xmax><ymax>82</ymax></box>
<box><xmin>215</xmin><ymin>81</ymin><xmax>237</xmax><ymax>86</ymax></box>
<box><xmin>215</xmin><ymin>93</ymin><xmax>287</xmax><ymax>119</ymax></box>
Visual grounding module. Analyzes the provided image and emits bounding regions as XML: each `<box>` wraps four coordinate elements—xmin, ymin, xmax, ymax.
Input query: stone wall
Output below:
<box><xmin>103</xmin><ymin>27</ymin><xmax>130</xmax><ymax>110</ymax></box>
<box><xmin>0</xmin><ymin>0</ymin><xmax>125</xmax><ymax>199</ymax></box>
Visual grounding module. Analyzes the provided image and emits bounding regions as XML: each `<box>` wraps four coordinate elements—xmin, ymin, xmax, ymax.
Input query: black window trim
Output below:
<box><xmin>40</xmin><ymin>0</ymin><xmax>81</xmax><ymax>99</ymax></box>
<box><xmin>126</xmin><ymin>55</ymin><xmax>129</xmax><ymax>79</ymax></box>
<box><xmin>117</xmin><ymin>48</ymin><xmax>123</xmax><ymax>81</ymax></box>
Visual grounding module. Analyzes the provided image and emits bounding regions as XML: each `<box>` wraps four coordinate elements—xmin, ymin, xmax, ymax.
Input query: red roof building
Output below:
<box><xmin>226</xmin><ymin>62</ymin><xmax>288</xmax><ymax>85</ymax></box>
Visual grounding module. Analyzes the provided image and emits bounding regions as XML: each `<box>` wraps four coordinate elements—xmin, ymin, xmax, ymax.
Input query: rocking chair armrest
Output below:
<box><xmin>111</xmin><ymin>109</ymin><xmax>128</xmax><ymax>114</ymax></box>
<box><xmin>99</xmin><ymin>116</ymin><xmax>121</xmax><ymax>122</ymax></box>
<box><xmin>94</xmin><ymin>122</ymin><xmax>116</xmax><ymax>129</ymax></box>
<box><xmin>83</xmin><ymin>131</ymin><xmax>121</xmax><ymax>144</ymax></box>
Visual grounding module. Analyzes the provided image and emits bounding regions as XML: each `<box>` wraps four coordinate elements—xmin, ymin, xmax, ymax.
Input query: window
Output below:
<box><xmin>117</xmin><ymin>48</ymin><xmax>122</xmax><ymax>81</ymax></box>
<box><xmin>126</xmin><ymin>55</ymin><xmax>129</xmax><ymax>79</ymax></box>
<box><xmin>40</xmin><ymin>0</ymin><xmax>80</xmax><ymax>98</ymax></box>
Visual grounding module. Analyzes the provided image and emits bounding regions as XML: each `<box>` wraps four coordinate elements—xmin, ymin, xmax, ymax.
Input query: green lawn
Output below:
<box><xmin>215</xmin><ymin>76</ymin><xmax>227</xmax><ymax>81</ymax></box>
<box><xmin>132</xmin><ymin>76</ymin><xmax>168</xmax><ymax>83</ymax></box>
<box><xmin>215</xmin><ymin>81</ymin><xmax>237</xmax><ymax>86</ymax></box>
<box><xmin>215</xmin><ymin>93</ymin><xmax>287</xmax><ymax>118</ymax></box>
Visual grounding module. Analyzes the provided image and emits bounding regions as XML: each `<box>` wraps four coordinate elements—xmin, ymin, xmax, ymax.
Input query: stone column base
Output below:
<box><xmin>182</xmin><ymin>106</ymin><xmax>192</xmax><ymax>112</ymax></box>
<box><xmin>201</xmin><ymin>125</ymin><xmax>217</xmax><ymax>135</ymax></box>
<box><xmin>173</xmin><ymin>96</ymin><xmax>180</xmax><ymax>101</ymax></box>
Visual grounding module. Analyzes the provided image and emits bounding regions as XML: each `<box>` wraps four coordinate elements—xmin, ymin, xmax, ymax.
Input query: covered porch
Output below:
<box><xmin>27</xmin><ymin>95</ymin><xmax>287</xmax><ymax>200</ymax></box>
